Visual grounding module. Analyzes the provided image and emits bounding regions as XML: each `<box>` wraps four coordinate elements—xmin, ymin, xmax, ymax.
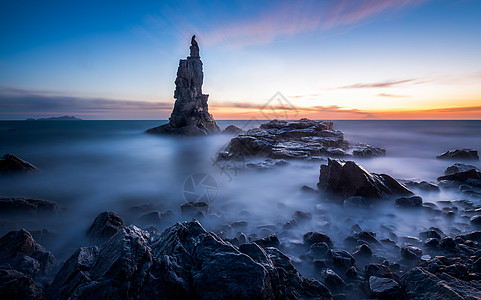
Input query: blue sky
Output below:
<box><xmin>1</xmin><ymin>0</ymin><xmax>480</xmax><ymax>119</ymax></box>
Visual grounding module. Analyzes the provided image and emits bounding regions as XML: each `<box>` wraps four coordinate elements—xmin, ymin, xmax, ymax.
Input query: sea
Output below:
<box><xmin>1</xmin><ymin>120</ymin><xmax>481</xmax><ymax>264</ymax></box>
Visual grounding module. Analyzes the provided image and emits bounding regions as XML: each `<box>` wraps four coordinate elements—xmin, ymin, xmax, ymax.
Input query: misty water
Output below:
<box><xmin>1</xmin><ymin>120</ymin><xmax>481</xmax><ymax>273</ymax></box>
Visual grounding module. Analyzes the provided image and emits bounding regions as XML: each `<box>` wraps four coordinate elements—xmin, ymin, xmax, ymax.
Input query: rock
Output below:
<box><xmin>438</xmin><ymin>169</ymin><xmax>481</xmax><ymax>183</ymax></box>
<box><xmin>304</xmin><ymin>232</ymin><xmax>333</xmax><ymax>247</ymax></box>
<box><xmin>293</xmin><ymin>211</ymin><xmax>312</xmax><ymax>222</ymax></box>
<box><xmin>470</xmin><ymin>215</ymin><xmax>481</xmax><ymax>226</ymax></box>
<box><xmin>328</xmin><ymin>249</ymin><xmax>355</xmax><ymax>270</ymax></box>
<box><xmin>86</xmin><ymin>211</ymin><xmax>124</xmax><ymax>243</ymax></box>
<box><xmin>395</xmin><ymin>195</ymin><xmax>422</xmax><ymax>207</ymax></box>
<box><xmin>318</xmin><ymin>158</ymin><xmax>413</xmax><ymax>201</ymax></box>
<box><xmin>369</xmin><ymin>276</ymin><xmax>401</xmax><ymax>299</ymax></box>
<box><xmin>352</xmin><ymin>144</ymin><xmax>386</xmax><ymax>158</ymax></box>
<box><xmin>136</xmin><ymin>210</ymin><xmax>174</xmax><ymax>226</ymax></box>
<box><xmin>401</xmin><ymin>180</ymin><xmax>440</xmax><ymax>192</ymax></box>
<box><xmin>253</xmin><ymin>234</ymin><xmax>280</xmax><ymax>248</ymax></box>
<box><xmin>436</xmin><ymin>149</ymin><xmax>479</xmax><ymax>160</ymax></box>
<box><xmin>343</xmin><ymin>196</ymin><xmax>369</xmax><ymax>208</ymax></box>
<box><xmin>445</xmin><ymin>163</ymin><xmax>480</xmax><ymax>175</ymax></box>
<box><xmin>246</xmin><ymin>158</ymin><xmax>288</xmax><ymax>170</ymax></box>
<box><xmin>180</xmin><ymin>201</ymin><xmax>209</xmax><ymax>216</ymax></box>
<box><xmin>51</xmin><ymin>221</ymin><xmax>331</xmax><ymax>300</ymax></box>
<box><xmin>0</xmin><ymin>229</ymin><xmax>55</xmax><ymax>278</ymax></box>
<box><xmin>320</xmin><ymin>268</ymin><xmax>345</xmax><ymax>292</ymax></box>
<box><xmin>222</xmin><ymin>125</ymin><xmax>244</xmax><ymax>135</ymax></box>
<box><xmin>400</xmin><ymin>244</ymin><xmax>422</xmax><ymax>260</ymax></box>
<box><xmin>419</xmin><ymin>230</ymin><xmax>442</xmax><ymax>241</ymax></box>
<box><xmin>0</xmin><ymin>197</ymin><xmax>57</xmax><ymax>215</ymax></box>
<box><xmin>308</xmin><ymin>242</ymin><xmax>330</xmax><ymax>258</ymax></box>
<box><xmin>400</xmin><ymin>267</ymin><xmax>481</xmax><ymax>299</ymax></box>
<box><xmin>0</xmin><ymin>268</ymin><xmax>44</xmax><ymax>299</ymax></box>
<box><xmin>0</xmin><ymin>153</ymin><xmax>37</xmax><ymax>174</ymax></box>
<box><xmin>365</xmin><ymin>264</ymin><xmax>395</xmax><ymax>279</ymax></box>
<box><xmin>146</xmin><ymin>35</ymin><xmax>219</xmax><ymax>136</ymax></box>
<box><xmin>352</xmin><ymin>243</ymin><xmax>372</xmax><ymax>259</ymax></box>
<box><xmin>440</xmin><ymin>237</ymin><xmax>457</xmax><ymax>251</ymax></box>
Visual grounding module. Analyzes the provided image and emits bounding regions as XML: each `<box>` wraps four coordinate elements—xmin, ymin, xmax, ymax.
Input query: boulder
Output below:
<box><xmin>0</xmin><ymin>197</ymin><xmax>57</xmax><ymax>215</ymax></box>
<box><xmin>369</xmin><ymin>276</ymin><xmax>401</xmax><ymax>299</ymax></box>
<box><xmin>352</xmin><ymin>144</ymin><xmax>386</xmax><ymax>158</ymax></box>
<box><xmin>304</xmin><ymin>232</ymin><xmax>333</xmax><ymax>247</ymax></box>
<box><xmin>436</xmin><ymin>149</ymin><xmax>479</xmax><ymax>160</ymax></box>
<box><xmin>146</xmin><ymin>35</ymin><xmax>219</xmax><ymax>136</ymax></box>
<box><xmin>51</xmin><ymin>221</ymin><xmax>332</xmax><ymax>300</ymax></box>
<box><xmin>400</xmin><ymin>244</ymin><xmax>422</xmax><ymax>260</ymax></box>
<box><xmin>395</xmin><ymin>195</ymin><xmax>422</xmax><ymax>207</ymax></box>
<box><xmin>437</xmin><ymin>169</ymin><xmax>481</xmax><ymax>183</ymax></box>
<box><xmin>445</xmin><ymin>163</ymin><xmax>480</xmax><ymax>175</ymax></box>
<box><xmin>318</xmin><ymin>158</ymin><xmax>413</xmax><ymax>201</ymax></box>
<box><xmin>0</xmin><ymin>154</ymin><xmax>37</xmax><ymax>174</ymax></box>
<box><xmin>222</xmin><ymin>125</ymin><xmax>244</xmax><ymax>135</ymax></box>
<box><xmin>0</xmin><ymin>269</ymin><xmax>44</xmax><ymax>299</ymax></box>
<box><xmin>470</xmin><ymin>215</ymin><xmax>481</xmax><ymax>226</ymax></box>
<box><xmin>180</xmin><ymin>201</ymin><xmax>209</xmax><ymax>216</ymax></box>
<box><xmin>401</xmin><ymin>180</ymin><xmax>439</xmax><ymax>192</ymax></box>
<box><xmin>86</xmin><ymin>211</ymin><xmax>124</xmax><ymax>243</ymax></box>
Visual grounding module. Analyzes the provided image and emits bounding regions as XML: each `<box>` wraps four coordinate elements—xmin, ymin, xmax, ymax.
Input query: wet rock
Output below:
<box><xmin>365</xmin><ymin>264</ymin><xmax>395</xmax><ymax>279</ymax></box>
<box><xmin>180</xmin><ymin>201</ymin><xmax>209</xmax><ymax>216</ymax></box>
<box><xmin>246</xmin><ymin>158</ymin><xmax>288</xmax><ymax>170</ymax></box>
<box><xmin>419</xmin><ymin>230</ymin><xmax>442</xmax><ymax>241</ymax></box>
<box><xmin>308</xmin><ymin>242</ymin><xmax>330</xmax><ymax>258</ymax></box>
<box><xmin>402</xmin><ymin>180</ymin><xmax>440</xmax><ymax>192</ymax></box>
<box><xmin>0</xmin><ymin>197</ymin><xmax>57</xmax><ymax>215</ymax></box>
<box><xmin>470</xmin><ymin>215</ymin><xmax>481</xmax><ymax>226</ymax></box>
<box><xmin>136</xmin><ymin>210</ymin><xmax>174</xmax><ymax>225</ymax></box>
<box><xmin>343</xmin><ymin>196</ymin><xmax>369</xmax><ymax>208</ymax></box>
<box><xmin>0</xmin><ymin>229</ymin><xmax>55</xmax><ymax>278</ymax></box>
<box><xmin>253</xmin><ymin>234</ymin><xmax>280</xmax><ymax>248</ymax></box>
<box><xmin>320</xmin><ymin>268</ymin><xmax>345</xmax><ymax>292</ymax></box>
<box><xmin>352</xmin><ymin>243</ymin><xmax>372</xmax><ymax>259</ymax></box>
<box><xmin>0</xmin><ymin>269</ymin><xmax>44</xmax><ymax>299</ymax></box>
<box><xmin>395</xmin><ymin>195</ymin><xmax>422</xmax><ymax>207</ymax></box>
<box><xmin>369</xmin><ymin>276</ymin><xmax>401</xmax><ymax>299</ymax></box>
<box><xmin>222</xmin><ymin>125</ymin><xmax>244</xmax><ymax>135</ymax></box>
<box><xmin>304</xmin><ymin>232</ymin><xmax>333</xmax><ymax>248</ymax></box>
<box><xmin>437</xmin><ymin>169</ymin><xmax>481</xmax><ymax>183</ymax></box>
<box><xmin>328</xmin><ymin>249</ymin><xmax>355</xmax><ymax>270</ymax></box>
<box><xmin>352</xmin><ymin>144</ymin><xmax>386</xmax><ymax>158</ymax></box>
<box><xmin>445</xmin><ymin>163</ymin><xmax>480</xmax><ymax>175</ymax></box>
<box><xmin>345</xmin><ymin>266</ymin><xmax>358</xmax><ymax>279</ymax></box>
<box><xmin>317</xmin><ymin>158</ymin><xmax>413</xmax><ymax>202</ymax></box>
<box><xmin>0</xmin><ymin>153</ymin><xmax>38</xmax><ymax>174</ymax></box>
<box><xmin>440</xmin><ymin>237</ymin><xmax>457</xmax><ymax>251</ymax></box>
<box><xmin>401</xmin><ymin>244</ymin><xmax>422</xmax><ymax>260</ymax></box>
<box><xmin>146</xmin><ymin>36</ymin><xmax>219</xmax><ymax>135</ymax></box>
<box><xmin>293</xmin><ymin>210</ymin><xmax>312</xmax><ymax>222</ymax></box>
<box><xmin>86</xmin><ymin>211</ymin><xmax>124</xmax><ymax>243</ymax></box>
<box><xmin>436</xmin><ymin>149</ymin><xmax>479</xmax><ymax>160</ymax></box>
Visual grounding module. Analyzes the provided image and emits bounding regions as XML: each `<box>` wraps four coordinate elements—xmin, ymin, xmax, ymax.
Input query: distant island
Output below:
<box><xmin>26</xmin><ymin>116</ymin><xmax>82</xmax><ymax>121</ymax></box>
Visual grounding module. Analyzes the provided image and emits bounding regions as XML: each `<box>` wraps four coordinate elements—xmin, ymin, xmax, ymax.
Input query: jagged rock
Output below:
<box><xmin>222</xmin><ymin>125</ymin><xmax>244</xmax><ymax>135</ymax></box>
<box><xmin>180</xmin><ymin>201</ymin><xmax>209</xmax><ymax>216</ymax></box>
<box><xmin>401</xmin><ymin>244</ymin><xmax>422</xmax><ymax>260</ymax></box>
<box><xmin>304</xmin><ymin>232</ymin><xmax>333</xmax><ymax>247</ymax></box>
<box><xmin>253</xmin><ymin>234</ymin><xmax>280</xmax><ymax>248</ymax></box>
<box><xmin>320</xmin><ymin>268</ymin><xmax>345</xmax><ymax>292</ymax></box>
<box><xmin>365</xmin><ymin>264</ymin><xmax>395</xmax><ymax>279</ymax></box>
<box><xmin>317</xmin><ymin>158</ymin><xmax>413</xmax><ymax>202</ymax></box>
<box><xmin>328</xmin><ymin>249</ymin><xmax>355</xmax><ymax>270</ymax></box>
<box><xmin>51</xmin><ymin>221</ymin><xmax>332</xmax><ymax>299</ymax></box>
<box><xmin>352</xmin><ymin>144</ymin><xmax>386</xmax><ymax>158</ymax></box>
<box><xmin>0</xmin><ymin>197</ymin><xmax>57</xmax><ymax>215</ymax></box>
<box><xmin>437</xmin><ymin>169</ymin><xmax>481</xmax><ymax>183</ymax></box>
<box><xmin>369</xmin><ymin>276</ymin><xmax>401</xmax><ymax>299</ymax></box>
<box><xmin>470</xmin><ymin>215</ymin><xmax>481</xmax><ymax>226</ymax></box>
<box><xmin>0</xmin><ymin>229</ymin><xmax>55</xmax><ymax>278</ymax></box>
<box><xmin>146</xmin><ymin>35</ymin><xmax>219</xmax><ymax>136</ymax></box>
<box><xmin>0</xmin><ymin>269</ymin><xmax>45</xmax><ymax>299</ymax></box>
<box><xmin>0</xmin><ymin>154</ymin><xmax>37</xmax><ymax>174</ymax></box>
<box><xmin>437</xmin><ymin>149</ymin><xmax>479</xmax><ymax>160</ymax></box>
<box><xmin>86</xmin><ymin>211</ymin><xmax>124</xmax><ymax>243</ymax></box>
<box><xmin>445</xmin><ymin>163</ymin><xmax>480</xmax><ymax>175</ymax></box>
<box><xmin>401</xmin><ymin>180</ymin><xmax>440</xmax><ymax>192</ymax></box>
<box><xmin>395</xmin><ymin>195</ymin><xmax>422</xmax><ymax>207</ymax></box>
<box><xmin>246</xmin><ymin>159</ymin><xmax>288</xmax><ymax>170</ymax></box>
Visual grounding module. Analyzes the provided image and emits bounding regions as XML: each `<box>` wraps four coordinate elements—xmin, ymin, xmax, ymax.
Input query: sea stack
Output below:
<box><xmin>147</xmin><ymin>35</ymin><xmax>219</xmax><ymax>135</ymax></box>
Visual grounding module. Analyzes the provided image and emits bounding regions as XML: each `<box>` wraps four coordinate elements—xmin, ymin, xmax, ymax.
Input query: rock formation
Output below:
<box><xmin>147</xmin><ymin>35</ymin><xmax>219</xmax><ymax>136</ymax></box>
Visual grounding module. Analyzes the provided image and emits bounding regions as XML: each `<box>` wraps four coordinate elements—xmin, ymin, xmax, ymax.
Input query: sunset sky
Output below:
<box><xmin>1</xmin><ymin>0</ymin><xmax>480</xmax><ymax>120</ymax></box>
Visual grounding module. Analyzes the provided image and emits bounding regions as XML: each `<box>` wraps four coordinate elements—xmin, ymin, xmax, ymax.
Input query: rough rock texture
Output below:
<box><xmin>218</xmin><ymin>119</ymin><xmax>385</xmax><ymax>160</ymax></box>
<box><xmin>222</xmin><ymin>125</ymin><xmax>244</xmax><ymax>135</ymax></box>
<box><xmin>369</xmin><ymin>276</ymin><xmax>401</xmax><ymax>299</ymax></box>
<box><xmin>436</xmin><ymin>149</ymin><xmax>479</xmax><ymax>160</ymax></box>
<box><xmin>445</xmin><ymin>163</ymin><xmax>480</xmax><ymax>175</ymax></box>
<box><xmin>317</xmin><ymin>158</ymin><xmax>413</xmax><ymax>202</ymax></box>
<box><xmin>0</xmin><ymin>197</ymin><xmax>57</xmax><ymax>215</ymax></box>
<box><xmin>395</xmin><ymin>195</ymin><xmax>423</xmax><ymax>207</ymax></box>
<box><xmin>146</xmin><ymin>36</ymin><xmax>219</xmax><ymax>136</ymax></box>
<box><xmin>86</xmin><ymin>211</ymin><xmax>124</xmax><ymax>243</ymax></box>
<box><xmin>0</xmin><ymin>229</ymin><xmax>56</xmax><ymax>279</ymax></box>
<box><xmin>50</xmin><ymin>221</ymin><xmax>331</xmax><ymax>300</ymax></box>
<box><xmin>0</xmin><ymin>269</ymin><xmax>45</xmax><ymax>300</ymax></box>
<box><xmin>0</xmin><ymin>153</ymin><xmax>37</xmax><ymax>174</ymax></box>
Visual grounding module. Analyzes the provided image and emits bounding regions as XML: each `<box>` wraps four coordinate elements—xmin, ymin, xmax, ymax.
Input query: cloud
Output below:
<box><xmin>201</xmin><ymin>0</ymin><xmax>425</xmax><ymax>47</ymax></box>
<box><xmin>340</xmin><ymin>79</ymin><xmax>415</xmax><ymax>89</ymax></box>
<box><xmin>377</xmin><ymin>93</ymin><xmax>409</xmax><ymax>98</ymax></box>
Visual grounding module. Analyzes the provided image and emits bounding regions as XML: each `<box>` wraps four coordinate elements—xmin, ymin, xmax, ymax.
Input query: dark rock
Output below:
<box><xmin>470</xmin><ymin>215</ymin><xmax>481</xmax><ymax>226</ymax></box>
<box><xmin>301</xmin><ymin>185</ymin><xmax>319</xmax><ymax>194</ymax></box>
<box><xmin>222</xmin><ymin>125</ymin><xmax>244</xmax><ymax>135</ymax></box>
<box><xmin>180</xmin><ymin>201</ymin><xmax>209</xmax><ymax>216</ymax></box>
<box><xmin>445</xmin><ymin>163</ymin><xmax>480</xmax><ymax>175</ymax></box>
<box><xmin>352</xmin><ymin>144</ymin><xmax>386</xmax><ymax>158</ymax></box>
<box><xmin>293</xmin><ymin>210</ymin><xmax>312</xmax><ymax>222</ymax></box>
<box><xmin>246</xmin><ymin>158</ymin><xmax>288</xmax><ymax>170</ymax></box>
<box><xmin>320</xmin><ymin>268</ymin><xmax>345</xmax><ymax>292</ymax></box>
<box><xmin>308</xmin><ymin>242</ymin><xmax>330</xmax><ymax>258</ymax></box>
<box><xmin>395</xmin><ymin>195</ymin><xmax>423</xmax><ymax>207</ymax></box>
<box><xmin>318</xmin><ymin>158</ymin><xmax>413</xmax><ymax>201</ymax></box>
<box><xmin>369</xmin><ymin>276</ymin><xmax>401</xmax><ymax>299</ymax></box>
<box><xmin>402</xmin><ymin>180</ymin><xmax>440</xmax><ymax>192</ymax></box>
<box><xmin>352</xmin><ymin>243</ymin><xmax>372</xmax><ymax>259</ymax></box>
<box><xmin>419</xmin><ymin>230</ymin><xmax>442</xmax><ymax>241</ymax></box>
<box><xmin>86</xmin><ymin>211</ymin><xmax>124</xmax><ymax>243</ymax></box>
<box><xmin>51</xmin><ymin>221</ymin><xmax>332</xmax><ymax>300</ymax></box>
<box><xmin>0</xmin><ymin>153</ymin><xmax>37</xmax><ymax>174</ymax></box>
<box><xmin>365</xmin><ymin>264</ymin><xmax>395</xmax><ymax>279</ymax></box>
<box><xmin>436</xmin><ymin>149</ymin><xmax>479</xmax><ymax>160</ymax></box>
<box><xmin>343</xmin><ymin>196</ymin><xmax>369</xmax><ymax>208</ymax></box>
<box><xmin>440</xmin><ymin>237</ymin><xmax>457</xmax><ymax>251</ymax></box>
<box><xmin>328</xmin><ymin>249</ymin><xmax>355</xmax><ymax>270</ymax></box>
<box><xmin>0</xmin><ymin>268</ymin><xmax>44</xmax><ymax>299</ymax></box>
<box><xmin>146</xmin><ymin>36</ymin><xmax>219</xmax><ymax>136</ymax></box>
<box><xmin>136</xmin><ymin>210</ymin><xmax>174</xmax><ymax>225</ymax></box>
<box><xmin>472</xmin><ymin>257</ymin><xmax>481</xmax><ymax>273</ymax></box>
<box><xmin>304</xmin><ymin>232</ymin><xmax>333</xmax><ymax>247</ymax></box>
<box><xmin>437</xmin><ymin>169</ymin><xmax>481</xmax><ymax>183</ymax></box>
<box><xmin>0</xmin><ymin>229</ymin><xmax>55</xmax><ymax>278</ymax></box>
<box><xmin>400</xmin><ymin>244</ymin><xmax>422</xmax><ymax>260</ymax></box>
<box><xmin>345</xmin><ymin>266</ymin><xmax>358</xmax><ymax>279</ymax></box>
<box><xmin>253</xmin><ymin>234</ymin><xmax>280</xmax><ymax>248</ymax></box>
<box><xmin>0</xmin><ymin>197</ymin><xmax>57</xmax><ymax>215</ymax></box>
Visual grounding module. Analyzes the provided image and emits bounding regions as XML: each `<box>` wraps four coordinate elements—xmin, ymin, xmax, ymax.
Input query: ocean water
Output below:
<box><xmin>1</xmin><ymin>120</ymin><xmax>481</xmax><ymax>264</ymax></box>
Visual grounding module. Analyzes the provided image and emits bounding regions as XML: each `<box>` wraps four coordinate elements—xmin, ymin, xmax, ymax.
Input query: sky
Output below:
<box><xmin>0</xmin><ymin>0</ymin><xmax>480</xmax><ymax>120</ymax></box>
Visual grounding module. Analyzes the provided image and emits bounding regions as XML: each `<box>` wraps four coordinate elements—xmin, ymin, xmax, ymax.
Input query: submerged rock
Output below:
<box><xmin>436</xmin><ymin>149</ymin><xmax>479</xmax><ymax>160</ymax></box>
<box><xmin>352</xmin><ymin>144</ymin><xmax>386</xmax><ymax>158</ymax></box>
<box><xmin>50</xmin><ymin>220</ymin><xmax>331</xmax><ymax>299</ymax></box>
<box><xmin>0</xmin><ymin>197</ymin><xmax>57</xmax><ymax>215</ymax></box>
<box><xmin>86</xmin><ymin>211</ymin><xmax>124</xmax><ymax>243</ymax></box>
<box><xmin>0</xmin><ymin>154</ymin><xmax>37</xmax><ymax>174</ymax></box>
<box><xmin>146</xmin><ymin>35</ymin><xmax>219</xmax><ymax>136</ymax></box>
<box><xmin>317</xmin><ymin>158</ymin><xmax>413</xmax><ymax>202</ymax></box>
<box><xmin>395</xmin><ymin>195</ymin><xmax>423</xmax><ymax>208</ymax></box>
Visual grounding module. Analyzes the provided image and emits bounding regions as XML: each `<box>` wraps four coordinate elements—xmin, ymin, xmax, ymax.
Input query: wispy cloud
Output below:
<box><xmin>340</xmin><ymin>79</ymin><xmax>415</xmax><ymax>89</ymax></box>
<box><xmin>378</xmin><ymin>93</ymin><xmax>409</xmax><ymax>98</ymax></box>
<box><xmin>201</xmin><ymin>0</ymin><xmax>425</xmax><ymax>47</ymax></box>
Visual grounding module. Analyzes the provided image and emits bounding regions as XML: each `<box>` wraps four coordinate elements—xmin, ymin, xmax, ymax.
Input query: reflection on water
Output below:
<box><xmin>1</xmin><ymin>120</ymin><xmax>481</xmax><ymax>263</ymax></box>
